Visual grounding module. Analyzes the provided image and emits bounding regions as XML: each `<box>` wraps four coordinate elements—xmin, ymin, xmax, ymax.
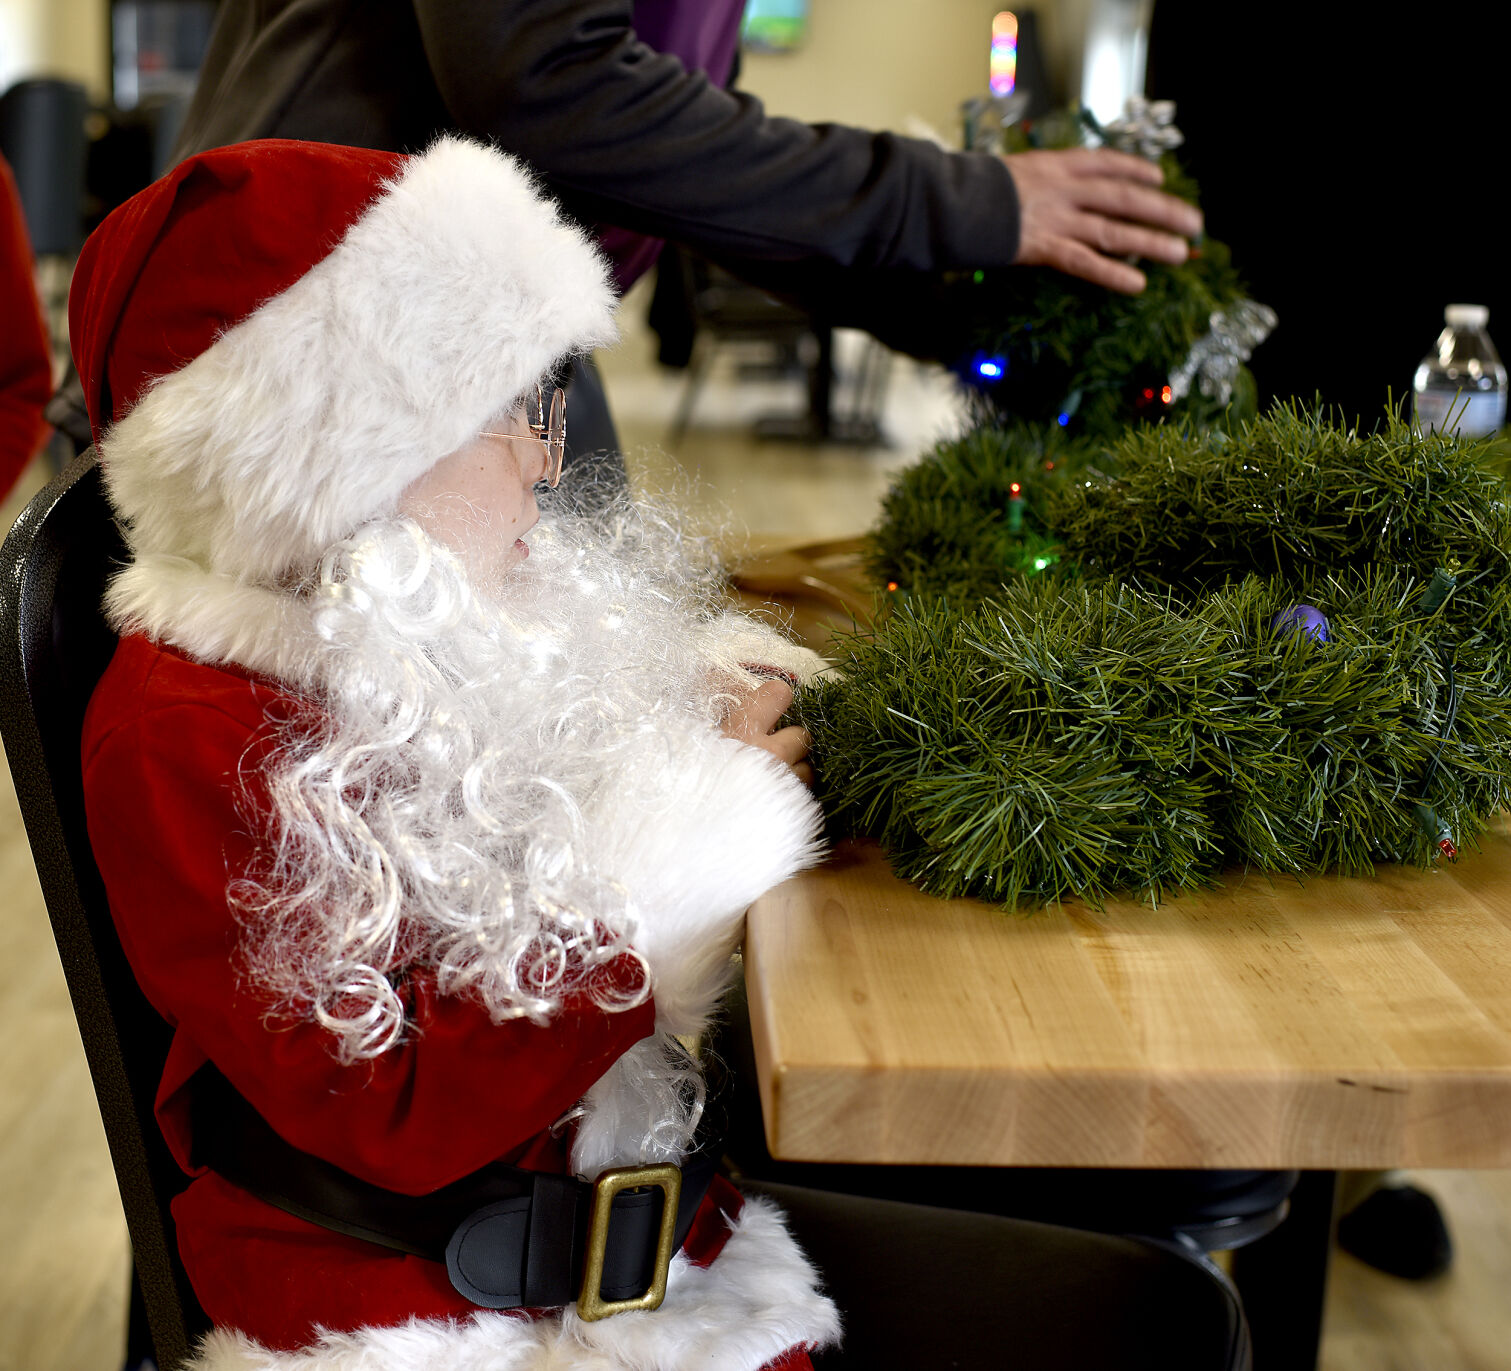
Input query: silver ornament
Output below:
<box><xmin>1102</xmin><ymin>95</ymin><xmax>1185</xmax><ymax>162</ymax></box>
<box><xmin>1169</xmin><ymin>299</ymin><xmax>1278</xmax><ymax>406</ymax></box>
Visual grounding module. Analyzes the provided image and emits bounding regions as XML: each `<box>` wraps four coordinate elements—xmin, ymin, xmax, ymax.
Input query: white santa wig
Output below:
<box><xmin>229</xmin><ymin>492</ymin><xmax>822</xmax><ymax>1093</ymax></box>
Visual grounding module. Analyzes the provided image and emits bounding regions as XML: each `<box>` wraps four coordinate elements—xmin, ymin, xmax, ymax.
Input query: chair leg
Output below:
<box><xmin>668</xmin><ymin>338</ymin><xmax>715</xmax><ymax>444</ymax></box>
<box><xmin>806</xmin><ymin>325</ymin><xmax>834</xmax><ymax>439</ymax></box>
<box><xmin>845</xmin><ymin>337</ymin><xmax>893</xmax><ymax>437</ymax></box>
<box><xmin>1229</xmin><ymin>1169</ymin><xmax>1338</xmax><ymax>1371</ymax></box>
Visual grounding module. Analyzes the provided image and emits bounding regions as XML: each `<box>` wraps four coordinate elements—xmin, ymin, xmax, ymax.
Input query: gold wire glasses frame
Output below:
<box><xmin>480</xmin><ymin>383</ymin><xmax>567</xmax><ymax>487</ymax></box>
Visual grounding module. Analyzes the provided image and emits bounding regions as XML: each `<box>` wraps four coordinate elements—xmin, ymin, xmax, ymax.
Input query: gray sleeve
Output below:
<box><xmin>411</xmin><ymin>0</ymin><xmax>1021</xmax><ymax>273</ymax></box>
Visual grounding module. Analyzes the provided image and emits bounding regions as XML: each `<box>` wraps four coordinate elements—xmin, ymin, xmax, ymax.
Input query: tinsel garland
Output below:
<box><xmin>802</xmin><ymin>408</ymin><xmax>1511</xmax><ymax>906</ymax></box>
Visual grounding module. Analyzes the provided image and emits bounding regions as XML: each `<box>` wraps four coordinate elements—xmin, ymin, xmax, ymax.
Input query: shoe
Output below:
<box><xmin>1336</xmin><ymin>1181</ymin><xmax>1453</xmax><ymax>1280</ymax></box>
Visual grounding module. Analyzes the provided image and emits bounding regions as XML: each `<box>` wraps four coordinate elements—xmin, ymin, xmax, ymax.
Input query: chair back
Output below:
<box><xmin>0</xmin><ymin>452</ymin><xmax>207</xmax><ymax>1368</ymax></box>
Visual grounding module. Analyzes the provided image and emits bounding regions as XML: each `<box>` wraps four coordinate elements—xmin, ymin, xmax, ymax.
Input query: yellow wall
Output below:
<box><xmin>737</xmin><ymin>1</ymin><xmax>1157</xmax><ymax>139</ymax></box>
<box><xmin>1</xmin><ymin>0</ymin><xmax>110</xmax><ymax>98</ymax></box>
<box><xmin>0</xmin><ymin>0</ymin><xmax>1104</xmax><ymax>131</ymax></box>
<box><xmin>740</xmin><ymin>1</ymin><xmax>1047</xmax><ymax>143</ymax></box>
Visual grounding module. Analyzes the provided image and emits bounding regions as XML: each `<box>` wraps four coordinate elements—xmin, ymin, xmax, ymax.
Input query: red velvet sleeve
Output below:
<box><xmin>82</xmin><ymin>643</ymin><xmax>656</xmax><ymax>1194</ymax></box>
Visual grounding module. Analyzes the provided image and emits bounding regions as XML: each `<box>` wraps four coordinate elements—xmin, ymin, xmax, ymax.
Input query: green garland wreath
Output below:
<box><xmin>865</xmin><ymin>421</ymin><xmax>1096</xmax><ymax>601</ymax></box>
<box><xmin>802</xmin><ymin>407</ymin><xmax>1511</xmax><ymax>906</ymax></box>
<box><xmin>873</xmin><ymin>405</ymin><xmax>1511</xmax><ymax>600</ymax></box>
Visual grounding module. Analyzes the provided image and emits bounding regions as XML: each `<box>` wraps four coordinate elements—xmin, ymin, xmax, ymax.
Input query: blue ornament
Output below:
<box><xmin>1272</xmin><ymin>604</ymin><xmax>1329</xmax><ymax>644</ymax></box>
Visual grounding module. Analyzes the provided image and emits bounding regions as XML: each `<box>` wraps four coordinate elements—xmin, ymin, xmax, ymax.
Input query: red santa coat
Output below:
<box><xmin>82</xmin><ymin>632</ymin><xmax>835</xmax><ymax>1371</ymax></box>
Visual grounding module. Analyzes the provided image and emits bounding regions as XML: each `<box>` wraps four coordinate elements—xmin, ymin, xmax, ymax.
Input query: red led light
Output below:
<box><xmin>1161</xmin><ymin>385</ymin><xmax>1173</xmax><ymax>404</ymax></box>
<box><xmin>886</xmin><ymin>581</ymin><xmax>900</xmax><ymax>592</ymax></box>
<box><xmin>1009</xmin><ymin>482</ymin><xmax>1022</xmax><ymax>495</ymax></box>
<box><xmin>1143</xmin><ymin>388</ymin><xmax>1155</xmax><ymax>400</ymax></box>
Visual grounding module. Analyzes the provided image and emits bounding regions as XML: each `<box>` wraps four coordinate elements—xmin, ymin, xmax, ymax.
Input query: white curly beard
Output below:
<box><xmin>233</xmin><ymin>491</ymin><xmax>814</xmax><ymax>1083</ymax></box>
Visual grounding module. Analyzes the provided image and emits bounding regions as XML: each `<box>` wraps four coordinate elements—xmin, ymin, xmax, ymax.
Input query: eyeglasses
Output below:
<box><xmin>480</xmin><ymin>383</ymin><xmax>567</xmax><ymax>487</ymax></box>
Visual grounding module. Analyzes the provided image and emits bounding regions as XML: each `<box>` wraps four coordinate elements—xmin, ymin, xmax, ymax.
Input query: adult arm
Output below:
<box><xmin>411</xmin><ymin>0</ymin><xmax>1021</xmax><ymax>275</ymax></box>
<box><xmin>178</xmin><ymin>1</ymin><xmax>1197</xmax><ymax>295</ymax></box>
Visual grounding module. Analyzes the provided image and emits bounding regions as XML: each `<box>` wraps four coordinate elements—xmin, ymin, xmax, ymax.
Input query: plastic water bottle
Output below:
<box><xmin>1412</xmin><ymin>304</ymin><xmax>1508</xmax><ymax>438</ymax></box>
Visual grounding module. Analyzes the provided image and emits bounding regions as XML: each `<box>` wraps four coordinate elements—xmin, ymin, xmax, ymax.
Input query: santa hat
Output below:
<box><xmin>69</xmin><ymin>137</ymin><xmax>617</xmax><ymax>598</ymax></box>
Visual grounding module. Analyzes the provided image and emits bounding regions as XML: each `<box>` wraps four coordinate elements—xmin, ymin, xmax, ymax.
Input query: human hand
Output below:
<box><xmin>1001</xmin><ymin>147</ymin><xmax>1204</xmax><ymax>294</ymax></box>
<box><xmin>722</xmin><ymin>678</ymin><xmax>814</xmax><ymax>787</ymax></box>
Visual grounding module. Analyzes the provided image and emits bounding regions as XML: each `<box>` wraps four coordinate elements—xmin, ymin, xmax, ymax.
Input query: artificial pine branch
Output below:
<box><xmin>958</xmin><ymin>231</ymin><xmax>1255</xmax><ymax>439</ymax></box>
<box><xmin>865</xmin><ymin>422</ymin><xmax>1098</xmax><ymax>600</ymax></box>
<box><xmin>953</xmin><ymin>123</ymin><xmax>1260</xmax><ymax>439</ymax></box>
<box><xmin>872</xmin><ymin>403</ymin><xmax>1511</xmax><ymax>609</ymax></box>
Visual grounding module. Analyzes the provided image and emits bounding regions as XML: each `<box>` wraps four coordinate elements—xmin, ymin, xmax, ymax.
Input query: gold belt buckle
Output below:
<box><xmin>577</xmin><ymin>1163</ymin><xmax>683</xmax><ymax>1322</ymax></box>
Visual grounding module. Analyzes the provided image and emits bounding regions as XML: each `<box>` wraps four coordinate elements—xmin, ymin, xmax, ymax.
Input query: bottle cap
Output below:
<box><xmin>1445</xmin><ymin>303</ymin><xmax>1490</xmax><ymax>328</ymax></box>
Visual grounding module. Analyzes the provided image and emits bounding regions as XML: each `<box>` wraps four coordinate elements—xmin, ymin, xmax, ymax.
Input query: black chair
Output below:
<box><xmin>654</xmin><ymin>247</ymin><xmax>891</xmax><ymax>447</ymax></box>
<box><xmin>0</xmin><ymin>77</ymin><xmax>89</xmax><ymax>258</ymax></box>
<box><xmin>0</xmin><ymin>451</ymin><xmax>208</xmax><ymax>1370</ymax></box>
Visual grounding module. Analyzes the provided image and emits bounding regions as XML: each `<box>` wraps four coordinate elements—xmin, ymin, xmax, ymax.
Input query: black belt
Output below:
<box><xmin>191</xmin><ymin>1066</ymin><xmax>717</xmax><ymax>1321</ymax></box>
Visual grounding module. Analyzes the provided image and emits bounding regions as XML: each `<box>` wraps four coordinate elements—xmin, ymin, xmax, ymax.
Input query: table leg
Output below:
<box><xmin>1229</xmin><ymin>1169</ymin><xmax>1338</xmax><ymax>1370</ymax></box>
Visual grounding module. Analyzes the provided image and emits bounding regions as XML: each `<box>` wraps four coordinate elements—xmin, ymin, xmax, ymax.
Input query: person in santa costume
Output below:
<box><xmin>73</xmin><ymin>137</ymin><xmax>1249</xmax><ymax>1371</ymax></box>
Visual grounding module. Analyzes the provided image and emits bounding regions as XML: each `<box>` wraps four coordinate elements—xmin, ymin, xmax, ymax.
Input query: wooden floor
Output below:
<box><xmin>3</xmin><ymin>289</ymin><xmax>1510</xmax><ymax>1368</ymax></box>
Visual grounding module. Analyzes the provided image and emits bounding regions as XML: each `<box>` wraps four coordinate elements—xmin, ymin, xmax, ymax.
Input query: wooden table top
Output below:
<box><xmin>744</xmin><ymin>816</ymin><xmax>1511</xmax><ymax>1170</ymax></box>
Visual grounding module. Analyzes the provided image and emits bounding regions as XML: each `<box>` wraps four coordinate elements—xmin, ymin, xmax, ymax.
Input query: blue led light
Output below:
<box><xmin>976</xmin><ymin>358</ymin><xmax>1004</xmax><ymax>379</ymax></box>
<box><xmin>1057</xmin><ymin>413</ymin><xmax>1070</xmax><ymax>427</ymax></box>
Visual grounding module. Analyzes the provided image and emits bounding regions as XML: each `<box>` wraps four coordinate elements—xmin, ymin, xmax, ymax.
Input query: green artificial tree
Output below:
<box><xmin>953</xmin><ymin>106</ymin><xmax>1270</xmax><ymax>441</ymax></box>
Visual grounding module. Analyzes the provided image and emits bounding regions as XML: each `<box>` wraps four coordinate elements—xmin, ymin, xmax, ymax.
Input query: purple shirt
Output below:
<box><xmin>596</xmin><ymin>0</ymin><xmax>747</xmax><ymax>290</ymax></box>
